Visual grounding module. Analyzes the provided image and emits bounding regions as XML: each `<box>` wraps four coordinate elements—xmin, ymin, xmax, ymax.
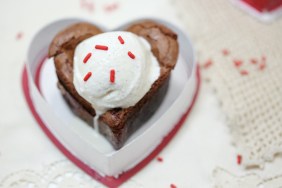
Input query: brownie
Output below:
<box><xmin>49</xmin><ymin>20</ymin><xmax>179</xmax><ymax>149</ymax></box>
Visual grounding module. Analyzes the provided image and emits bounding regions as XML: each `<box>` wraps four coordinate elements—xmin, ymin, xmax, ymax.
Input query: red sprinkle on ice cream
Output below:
<box><xmin>95</xmin><ymin>45</ymin><xmax>108</xmax><ymax>51</ymax></box>
<box><xmin>128</xmin><ymin>51</ymin><xmax>135</xmax><ymax>59</ymax></box>
<box><xmin>118</xmin><ymin>36</ymin><xmax>124</xmax><ymax>44</ymax></box>
<box><xmin>110</xmin><ymin>69</ymin><xmax>115</xmax><ymax>83</ymax></box>
<box><xmin>83</xmin><ymin>53</ymin><xmax>92</xmax><ymax>63</ymax></box>
<box><xmin>83</xmin><ymin>72</ymin><xmax>92</xmax><ymax>81</ymax></box>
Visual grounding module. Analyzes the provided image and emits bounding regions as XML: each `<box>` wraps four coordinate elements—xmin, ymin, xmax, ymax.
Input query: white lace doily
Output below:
<box><xmin>213</xmin><ymin>167</ymin><xmax>282</xmax><ymax>188</ymax></box>
<box><xmin>0</xmin><ymin>160</ymin><xmax>143</xmax><ymax>188</ymax></box>
<box><xmin>173</xmin><ymin>0</ymin><xmax>282</xmax><ymax>169</ymax></box>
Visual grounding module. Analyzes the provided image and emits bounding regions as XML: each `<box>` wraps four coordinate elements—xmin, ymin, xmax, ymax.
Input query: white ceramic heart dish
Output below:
<box><xmin>22</xmin><ymin>18</ymin><xmax>200</xmax><ymax>187</ymax></box>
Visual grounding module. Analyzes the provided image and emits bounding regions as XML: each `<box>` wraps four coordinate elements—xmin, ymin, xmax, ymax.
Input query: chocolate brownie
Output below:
<box><xmin>49</xmin><ymin>20</ymin><xmax>179</xmax><ymax>149</ymax></box>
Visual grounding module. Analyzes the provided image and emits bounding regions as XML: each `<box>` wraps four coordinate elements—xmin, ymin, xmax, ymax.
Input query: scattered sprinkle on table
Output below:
<box><xmin>237</xmin><ymin>155</ymin><xmax>242</xmax><ymax>165</ymax></box>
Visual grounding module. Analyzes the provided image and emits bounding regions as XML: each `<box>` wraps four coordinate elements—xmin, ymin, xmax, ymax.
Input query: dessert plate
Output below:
<box><xmin>22</xmin><ymin>18</ymin><xmax>200</xmax><ymax>188</ymax></box>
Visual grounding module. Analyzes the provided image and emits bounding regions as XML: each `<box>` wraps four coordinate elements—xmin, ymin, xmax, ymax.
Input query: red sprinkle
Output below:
<box><xmin>104</xmin><ymin>2</ymin><xmax>119</xmax><ymax>12</ymax></box>
<box><xmin>259</xmin><ymin>63</ymin><xmax>266</xmax><ymax>70</ymax></box>
<box><xmin>157</xmin><ymin>157</ymin><xmax>163</xmax><ymax>162</ymax></box>
<box><xmin>250</xmin><ymin>58</ymin><xmax>257</xmax><ymax>64</ymax></box>
<box><xmin>262</xmin><ymin>55</ymin><xmax>266</xmax><ymax>62</ymax></box>
<box><xmin>240</xmin><ymin>70</ymin><xmax>249</xmax><ymax>76</ymax></box>
<box><xmin>16</xmin><ymin>32</ymin><xmax>23</xmax><ymax>40</ymax></box>
<box><xmin>170</xmin><ymin>184</ymin><xmax>177</xmax><ymax>188</ymax></box>
<box><xmin>80</xmin><ymin>0</ymin><xmax>94</xmax><ymax>13</ymax></box>
<box><xmin>118</xmin><ymin>36</ymin><xmax>124</xmax><ymax>44</ymax></box>
<box><xmin>110</xmin><ymin>69</ymin><xmax>115</xmax><ymax>83</ymax></box>
<box><xmin>233</xmin><ymin>59</ymin><xmax>243</xmax><ymax>67</ymax></box>
<box><xmin>83</xmin><ymin>53</ymin><xmax>92</xmax><ymax>63</ymax></box>
<box><xmin>83</xmin><ymin>72</ymin><xmax>92</xmax><ymax>81</ymax></box>
<box><xmin>237</xmin><ymin>155</ymin><xmax>242</xmax><ymax>165</ymax></box>
<box><xmin>128</xmin><ymin>51</ymin><xmax>135</xmax><ymax>59</ymax></box>
<box><xmin>95</xmin><ymin>45</ymin><xmax>108</xmax><ymax>51</ymax></box>
<box><xmin>222</xmin><ymin>49</ymin><xmax>230</xmax><ymax>56</ymax></box>
<box><xmin>203</xmin><ymin>59</ymin><xmax>213</xmax><ymax>69</ymax></box>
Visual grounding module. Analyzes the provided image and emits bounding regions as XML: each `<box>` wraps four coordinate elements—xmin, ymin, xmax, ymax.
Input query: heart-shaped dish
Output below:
<box><xmin>22</xmin><ymin>18</ymin><xmax>200</xmax><ymax>187</ymax></box>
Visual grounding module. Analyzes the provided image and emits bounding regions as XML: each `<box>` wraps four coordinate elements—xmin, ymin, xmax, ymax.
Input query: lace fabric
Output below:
<box><xmin>0</xmin><ymin>160</ymin><xmax>102</xmax><ymax>188</ymax></box>
<box><xmin>173</xmin><ymin>0</ymin><xmax>282</xmax><ymax>168</ymax></box>
<box><xmin>213</xmin><ymin>167</ymin><xmax>282</xmax><ymax>188</ymax></box>
<box><xmin>0</xmin><ymin>160</ymin><xmax>143</xmax><ymax>188</ymax></box>
<box><xmin>173</xmin><ymin>0</ymin><xmax>282</xmax><ymax>187</ymax></box>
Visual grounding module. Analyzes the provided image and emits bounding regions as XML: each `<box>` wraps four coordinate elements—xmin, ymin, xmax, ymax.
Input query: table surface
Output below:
<box><xmin>0</xmin><ymin>0</ymin><xmax>281</xmax><ymax>187</ymax></box>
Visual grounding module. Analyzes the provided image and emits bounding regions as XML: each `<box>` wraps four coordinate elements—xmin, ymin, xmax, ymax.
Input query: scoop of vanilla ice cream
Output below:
<box><xmin>73</xmin><ymin>31</ymin><xmax>160</xmax><ymax>116</ymax></box>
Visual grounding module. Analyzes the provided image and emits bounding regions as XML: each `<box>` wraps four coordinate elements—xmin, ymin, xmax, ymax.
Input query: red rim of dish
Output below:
<box><xmin>21</xmin><ymin>60</ymin><xmax>201</xmax><ymax>188</ymax></box>
<box><xmin>240</xmin><ymin>0</ymin><xmax>282</xmax><ymax>12</ymax></box>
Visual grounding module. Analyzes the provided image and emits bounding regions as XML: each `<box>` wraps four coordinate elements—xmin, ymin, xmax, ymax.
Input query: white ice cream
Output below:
<box><xmin>73</xmin><ymin>31</ymin><xmax>160</xmax><ymax>118</ymax></box>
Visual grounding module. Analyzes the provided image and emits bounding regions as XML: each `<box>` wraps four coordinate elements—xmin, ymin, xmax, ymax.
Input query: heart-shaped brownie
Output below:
<box><xmin>48</xmin><ymin>20</ymin><xmax>179</xmax><ymax>149</ymax></box>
